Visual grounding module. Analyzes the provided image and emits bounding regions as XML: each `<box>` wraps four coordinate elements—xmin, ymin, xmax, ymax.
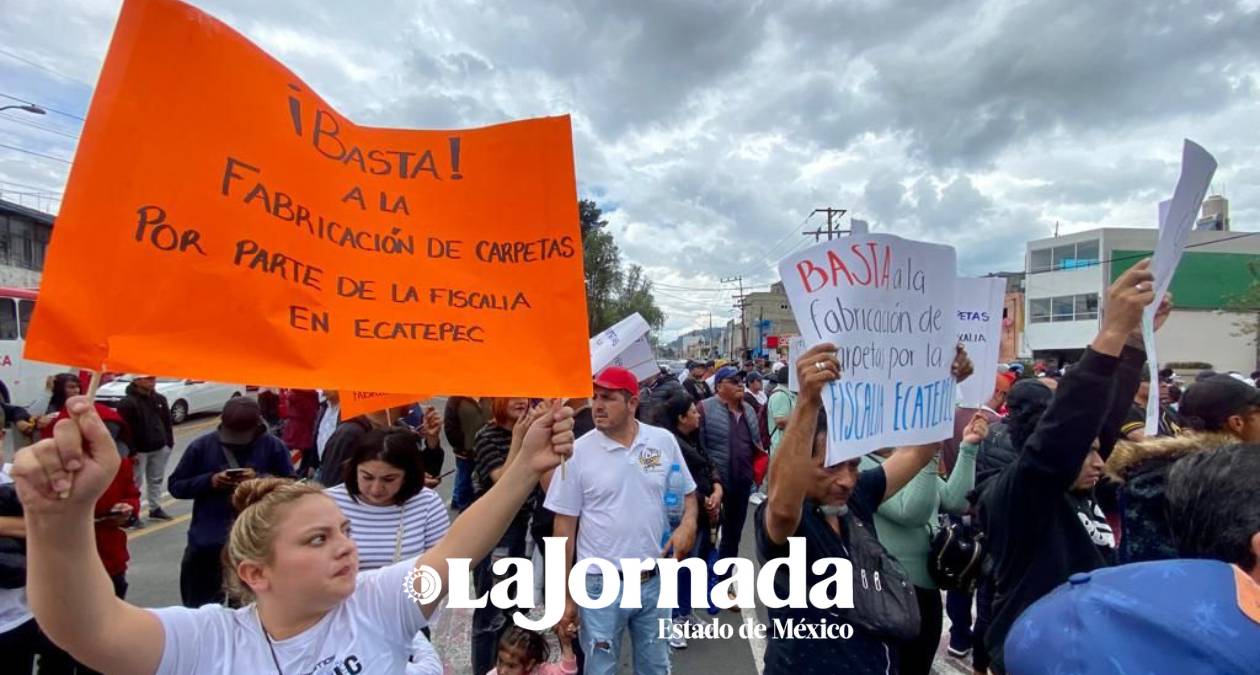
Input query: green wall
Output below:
<box><xmin>1111</xmin><ymin>250</ymin><xmax>1258</xmax><ymax>309</ymax></box>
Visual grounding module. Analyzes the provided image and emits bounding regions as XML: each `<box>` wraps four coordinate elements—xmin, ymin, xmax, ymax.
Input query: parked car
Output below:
<box><xmin>94</xmin><ymin>375</ymin><xmax>246</xmax><ymax>424</ymax></box>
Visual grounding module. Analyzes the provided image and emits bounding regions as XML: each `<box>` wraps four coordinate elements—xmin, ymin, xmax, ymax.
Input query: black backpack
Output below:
<box><xmin>928</xmin><ymin>514</ymin><xmax>985</xmax><ymax>592</ymax></box>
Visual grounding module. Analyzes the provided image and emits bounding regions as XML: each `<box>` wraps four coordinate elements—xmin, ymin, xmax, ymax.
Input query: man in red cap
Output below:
<box><xmin>546</xmin><ymin>366</ymin><xmax>699</xmax><ymax>675</ymax></box>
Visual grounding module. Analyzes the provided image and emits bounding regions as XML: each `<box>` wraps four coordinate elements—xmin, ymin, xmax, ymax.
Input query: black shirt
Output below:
<box><xmin>473</xmin><ymin>423</ymin><xmax>533</xmax><ymax>529</ymax></box>
<box><xmin>978</xmin><ymin>347</ymin><xmax>1135</xmax><ymax>671</ymax></box>
<box><xmin>755</xmin><ymin>467</ymin><xmax>895</xmax><ymax>675</ymax></box>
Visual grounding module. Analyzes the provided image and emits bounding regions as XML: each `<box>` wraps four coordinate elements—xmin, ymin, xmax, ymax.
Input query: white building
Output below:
<box><xmin>1024</xmin><ymin>222</ymin><xmax>1259</xmax><ymax>372</ymax></box>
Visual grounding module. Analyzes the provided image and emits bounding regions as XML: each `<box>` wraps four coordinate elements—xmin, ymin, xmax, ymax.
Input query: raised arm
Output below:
<box><xmin>938</xmin><ymin>414</ymin><xmax>985</xmax><ymax>514</ymax></box>
<box><xmin>1019</xmin><ymin>260</ymin><xmax>1157</xmax><ymax>490</ymax></box>
<box><xmin>879</xmin><ymin>345</ymin><xmax>974</xmax><ymax>503</ymax></box>
<box><xmin>764</xmin><ymin>343</ymin><xmax>839</xmax><ymax>545</ymax></box>
<box><xmin>11</xmin><ymin>396</ymin><xmax>165</xmax><ymax>674</ymax></box>
<box><xmin>879</xmin><ymin>443</ymin><xmax>941</xmax><ymax>503</ymax></box>
<box><xmin>414</xmin><ymin>400</ymin><xmax>574</xmax><ymax>618</ymax></box>
<box><xmin>875</xmin><ymin>458</ymin><xmax>943</xmax><ymax>525</ymax></box>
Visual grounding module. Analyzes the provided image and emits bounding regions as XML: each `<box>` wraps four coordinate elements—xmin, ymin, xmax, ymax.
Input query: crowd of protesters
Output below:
<box><xmin>0</xmin><ymin>258</ymin><xmax>1258</xmax><ymax>673</ymax></box>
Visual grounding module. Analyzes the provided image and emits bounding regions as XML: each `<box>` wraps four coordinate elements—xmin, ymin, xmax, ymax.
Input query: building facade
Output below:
<box><xmin>0</xmin><ymin>199</ymin><xmax>52</xmax><ymax>287</ymax></box>
<box><xmin>1024</xmin><ymin>226</ymin><xmax>1259</xmax><ymax>372</ymax></box>
<box><xmin>731</xmin><ymin>281</ymin><xmax>799</xmax><ymax>357</ymax></box>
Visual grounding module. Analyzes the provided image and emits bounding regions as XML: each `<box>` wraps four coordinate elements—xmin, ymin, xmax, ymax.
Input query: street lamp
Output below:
<box><xmin>0</xmin><ymin>104</ymin><xmax>47</xmax><ymax>115</ymax></box>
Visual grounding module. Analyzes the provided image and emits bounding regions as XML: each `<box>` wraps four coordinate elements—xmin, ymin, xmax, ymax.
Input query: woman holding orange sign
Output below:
<box><xmin>7</xmin><ymin>395</ymin><xmax>575</xmax><ymax>674</ymax></box>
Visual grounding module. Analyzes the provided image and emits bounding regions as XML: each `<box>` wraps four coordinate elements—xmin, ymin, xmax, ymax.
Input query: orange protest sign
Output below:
<box><xmin>24</xmin><ymin>0</ymin><xmax>591</xmax><ymax>400</ymax></box>
<box><xmin>340</xmin><ymin>391</ymin><xmax>430</xmax><ymax>420</ymax></box>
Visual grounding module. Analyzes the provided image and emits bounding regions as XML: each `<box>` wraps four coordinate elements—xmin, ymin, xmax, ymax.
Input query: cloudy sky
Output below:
<box><xmin>2</xmin><ymin>0</ymin><xmax>1258</xmax><ymax>339</ymax></box>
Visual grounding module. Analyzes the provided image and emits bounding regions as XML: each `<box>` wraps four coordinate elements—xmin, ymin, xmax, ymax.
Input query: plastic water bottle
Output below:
<box><xmin>661</xmin><ymin>463</ymin><xmax>685</xmax><ymax>547</ymax></box>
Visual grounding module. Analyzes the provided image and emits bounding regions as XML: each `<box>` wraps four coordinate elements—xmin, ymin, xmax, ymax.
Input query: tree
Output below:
<box><xmin>613</xmin><ymin>264</ymin><xmax>665</xmax><ymax>329</ymax></box>
<box><xmin>1226</xmin><ymin>260</ymin><xmax>1260</xmax><ymax>365</ymax></box>
<box><xmin>578</xmin><ymin>199</ymin><xmax>665</xmax><ymax>335</ymax></box>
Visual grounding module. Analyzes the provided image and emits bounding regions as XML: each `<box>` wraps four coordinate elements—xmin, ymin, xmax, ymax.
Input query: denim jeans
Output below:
<box><xmin>451</xmin><ymin>456</ymin><xmax>475</xmax><ymax>510</ymax></box>
<box><xmin>581</xmin><ymin>572</ymin><xmax>671</xmax><ymax>675</ymax></box>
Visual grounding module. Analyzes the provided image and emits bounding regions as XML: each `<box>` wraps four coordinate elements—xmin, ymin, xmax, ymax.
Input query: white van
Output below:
<box><xmin>0</xmin><ymin>287</ymin><xmax>72</xmax><ymax>410</ymax></box>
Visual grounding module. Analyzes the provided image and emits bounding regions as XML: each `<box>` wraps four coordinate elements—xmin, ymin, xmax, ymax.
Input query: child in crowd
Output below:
<box><xmin>490</xmin><ymin>625</ymin><xmax>577</xmax><ymax>675</ymax></box>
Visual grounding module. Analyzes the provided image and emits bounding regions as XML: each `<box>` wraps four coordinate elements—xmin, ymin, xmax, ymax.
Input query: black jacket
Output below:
<box><xmin>978</xmin><ymin>345</ymin><xmax>1144</xmax><ymax>671</ymax></box>
<box><xmin>1</xmin><ymin>402</ymin><xmax>30</xmax><ymax>427</ymax></box>
<box><xmin>973</xmin><ymin>422</ymin><xmax>1016</xmax><ymax>503</ymax></box>
<box><xmin>674</xmin><ymin>430</ymin><xmax>720</xmax><ymax>528</ymax></box>
<box><xmin>167</xmin><ymin>429</ymin><xmax>293</xmax><ymax>551</ymax></box>
<box><xmin>116</xmin><ymin>384</ymin><xmax>174</xmax><ymax>453</ymax></box>
<box><xmin>1104</xmin><ymin>431</ymin><xmax>1237</xmax><ymax>564</ymax></box>
<box><xmin>682</xmin><ymin>377</ymin><xmax>712</xmax><ymax>404</ymax></box>
<box><xmin>0</xmin><ymin>484</ymin><xmax>24</xmax><ymax>589</ymax></box>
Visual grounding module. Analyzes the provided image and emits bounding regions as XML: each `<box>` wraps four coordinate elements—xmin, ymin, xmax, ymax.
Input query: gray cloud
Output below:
<box><xmin>2</xmin><ymin>0</ymin><xmax>1259</xmax><ymax>339</ymax></box>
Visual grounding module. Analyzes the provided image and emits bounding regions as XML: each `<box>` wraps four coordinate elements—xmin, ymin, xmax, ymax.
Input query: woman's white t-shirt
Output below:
<box><xmin>150</xmin><ymin>557</ymin><xmax>427</xmax><ymax>674</ymax></box>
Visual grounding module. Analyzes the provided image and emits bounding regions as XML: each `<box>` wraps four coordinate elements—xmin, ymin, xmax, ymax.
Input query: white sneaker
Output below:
<box><xmin>749</xmin><ymin>492</ymin><xmax>766</xmax><ymax>505</ymax></box>
<box><xmin>669</xmin><ymin>617</ymin><xmax>688</xmax><ymax>649</ymax></box>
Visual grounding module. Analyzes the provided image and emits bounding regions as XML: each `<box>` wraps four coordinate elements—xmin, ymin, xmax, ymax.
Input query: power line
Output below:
<box><xmin>651</xmin><ymin>283</ymin><xmax>730</xmax><ymax>292</ymax></box>
<box><xmin>759</xmin><ymin>212</ymin><xmax>815</xmax><ymax>264</ymax></box>
<box><xmin>0</xmin><ymin>179</ymin><xmax>64</xmax><ymax>195</ymax></box>
<box><xmin>0</xmin><ymin>142</ymin><xmax>72</xmax><ymax>164</ymax></box>
<box><xmin>0</xmin><ymin>112</ymin><xmax>80</xmax><ymax>140</ymax></box>
<box><xmin>0</xmin><ymin>93</ymin><xmax>85</xmax><ymax>122</ymax></box>
<box><xmin>651</xmin><ymin>278</ymin><xmax>737</xmax><ymax>292</ymax></box>
<box><xmin>0</xmin><ymin>49</ymin><xmax>94</xmax><ymax>88</ymax></box>
<box><xmin>653</xmin><ymin>289</ymin><xmax>730</xmax><ymax>308</ymax></box>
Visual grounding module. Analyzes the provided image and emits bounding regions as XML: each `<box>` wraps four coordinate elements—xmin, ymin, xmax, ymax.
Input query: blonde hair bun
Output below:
<box><xmin>231</xmin><ymin>476</ymin><xmax>292</xmax><ymax>513</ymax></box>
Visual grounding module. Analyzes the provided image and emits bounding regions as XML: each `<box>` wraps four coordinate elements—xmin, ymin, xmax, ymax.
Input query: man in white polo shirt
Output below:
<box><xmin>547</xmin><ymin>366</ymin><xmax>699</xmax><ymax>675</ymax></box>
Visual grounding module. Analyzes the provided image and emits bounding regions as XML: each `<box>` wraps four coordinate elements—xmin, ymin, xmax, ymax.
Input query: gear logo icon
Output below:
<box><xmin>402</xmin><ymin>564</ymin><xmax>442</xmax><ymax>605</ymax></box>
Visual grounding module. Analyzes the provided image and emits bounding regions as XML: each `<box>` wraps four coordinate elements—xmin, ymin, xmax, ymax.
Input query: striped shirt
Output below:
<box><xmin>473</xmin><ymin>423</ymin><xmax>535</xmax><ymax>530</ymax></box>
<box><xmin>325</xmin><ymin>484</ymin><xmax>451</xmax><ymax>571</ymax></box>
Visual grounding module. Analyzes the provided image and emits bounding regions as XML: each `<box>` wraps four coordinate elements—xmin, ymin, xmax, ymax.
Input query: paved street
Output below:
<box><xmin>121</xmin><ymin>409</ymin><xmax>971</xmax><ymax>675</ymax></box>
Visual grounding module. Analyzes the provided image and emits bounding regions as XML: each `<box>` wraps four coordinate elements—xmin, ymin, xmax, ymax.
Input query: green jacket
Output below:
<box><xmin>858</xmin><ymin>442</ymin><xmax>977</xmax><ymax>589</ymax></box>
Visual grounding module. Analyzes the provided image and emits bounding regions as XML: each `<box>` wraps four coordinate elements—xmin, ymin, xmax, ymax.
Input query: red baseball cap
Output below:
<box><xmin>593</xmin><ymin>366</ymin><xmax>639</xmax><ymax>397</ymax></box>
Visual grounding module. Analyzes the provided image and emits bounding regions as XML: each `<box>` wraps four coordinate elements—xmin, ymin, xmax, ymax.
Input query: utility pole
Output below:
<box><xmin>804</xmin><ymin>207</ymin><xmax>848</xmax><ymax>242</ymax></box>
<box><xmin>722</xmin><ymin>275</ymin><xmax>747</xmax><ymax>360</ymax></box>
<box><xmin>707</xmin><ymin>311</ymin><xmax>713</xmax><ymax>358</ymax></box>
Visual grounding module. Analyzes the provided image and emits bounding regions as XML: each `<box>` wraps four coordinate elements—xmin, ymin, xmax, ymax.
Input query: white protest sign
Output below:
<box><xmin>591</xmin><ymin>313</ymin><xmax>650</xmax><ymax>375</ymax></box>
<box><xmin>609</xmin><ymin>335</ymin><xmax>659</xmax><ymax>382</ymax></box>
<box><xmin>1144</xmin><ymin>140</ymin><xmax>1216</xmax><ymax>436</ymax></box>
<box><xmin>779</xmin><ymin>234</ymin><xmax>958</xmax><ymax>464</ymax></box>
<box><xmin>955</xmin><ymin>277</ymin><xmax>1006</xmax><ymax>408</ymax></box>
<box><xmin>787</xmin><ymin>336</ymin><xmax>807</xmax><ymax>393</ymax></box>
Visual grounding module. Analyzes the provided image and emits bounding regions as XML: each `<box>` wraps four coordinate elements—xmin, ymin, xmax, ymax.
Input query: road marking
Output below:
<box><xmin>175</xmin><ymin>417</ymin><xmax>220</xmax><ymax>436</ymax></box>
<box><xmin>742</xmin><ymin>605</ymin><xmax>765</xmax><ymax>674</ymax></box>
<box><xmin>127</xmin><ymin>512</ymin><xmax>190</xmax><ymax>540</ymax></box>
